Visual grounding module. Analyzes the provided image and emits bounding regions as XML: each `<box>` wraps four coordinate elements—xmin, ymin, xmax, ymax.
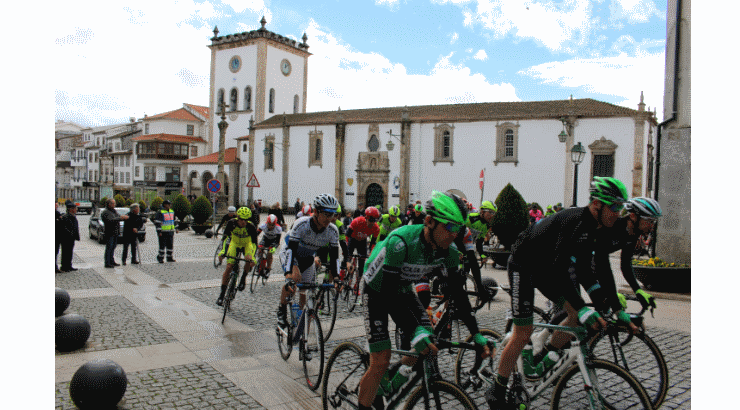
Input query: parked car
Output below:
<box><xmin>72</xmin><ymin>200</ymin><xmax>93</xmax><ymax>215</ymax></box>
<box><xmin>88</xmin><ymin>208</ymin><xmax>146</xmax><ymax>244</ymax></box>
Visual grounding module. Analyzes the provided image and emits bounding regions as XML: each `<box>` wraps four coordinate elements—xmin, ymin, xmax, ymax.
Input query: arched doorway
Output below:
<box><xmin>202</xmin><ymin>172</ymin><xmax>214</xmax><ymax>194</ymax></box>
<box><xmin>365</xmin><ymin>183</ymin><xmax>384</xmax><ymax>209</ymax></box>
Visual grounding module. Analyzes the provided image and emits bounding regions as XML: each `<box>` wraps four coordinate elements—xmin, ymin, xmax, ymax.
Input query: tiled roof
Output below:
<box><xmin>131</xmin><ymin>134</ymin><xmax>207</xmax><ymax>144</ymax></box>
<box><xmin>182</xmin><ymin>147</ymin><xmax>239</xmax><ymax>164</ymax></box>
<box><xmin>145</xmin><ymin>108</ymin><xmax>202</xmax><ymax>122</ymax></box>
<box><xmin>185</xmin><ymin>103</ymin><xmax>210</xmax><ymax>118</ymax></box>
<box><xmin>254</xmin><ymin>98</ymin><xmax>646</xmax><ymax>129</ymax></box>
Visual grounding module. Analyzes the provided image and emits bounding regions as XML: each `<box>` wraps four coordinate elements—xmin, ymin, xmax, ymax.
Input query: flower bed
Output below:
<box><xmin>632</xmin><ymin>258</ymin><xmax>691</xmax><ymax>293</ymax></box>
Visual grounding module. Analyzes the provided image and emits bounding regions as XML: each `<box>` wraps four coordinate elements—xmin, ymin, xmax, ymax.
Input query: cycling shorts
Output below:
<box><xmin>258</xmin><ymin>237</ymin><xmax>280</xmax><ymax>252</ymax></box>
<box><xmin>362</xmin><ymin>282</ymin><xmax>431</xmax><ymax>353</ymax></box>
<box><xmin>225</xmin><ymin>242</ymin><xmax>255</xmax><ymax>266</ymax></box>
<box><xmin>279</xmin><ymin>248</ymin><xmax>317</xmax><ymax>284</ymax></box>
<box><xmin>508</xmin><ymin>255</ymin><xmax>566</xmax><ymax>326</ymax></box>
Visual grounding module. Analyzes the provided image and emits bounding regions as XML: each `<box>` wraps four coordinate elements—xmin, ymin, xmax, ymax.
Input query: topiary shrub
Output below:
<box><xmin>126</xmin><ymin>198</ymin><xmax>134</xmax><ymax>206</ymax></box>
<box><xmin>490</xmin><ymin>183</ymin><xmax>529</xmax><ymax>251</ymax></box>
<box><xmin>191</xmin><ymin>195</ymin><xmax>213</xmax><ymax>225</ymax></box>
<box><xmin>114</xmin><ymin>194</ymin><xmax>126</xmax><ymax>207</ymax></box>
<box><xmin>150</xmin><ymin>197</ymin><xmax>163</xmax><ymax>213</ymax></box>
<box><xmin>99</xmin><ymin>197</ymin><xmax>109</xmax><ymax>208</ymax></box>
<box><xmin>172</xmin><ymin>194</ymin><xmax>191</xmax><ymax>221</ymax></box>
<box><xmin>138</xmin><ymin>200</ymin><xmax>147</xmax><ymax>212</ymax></box>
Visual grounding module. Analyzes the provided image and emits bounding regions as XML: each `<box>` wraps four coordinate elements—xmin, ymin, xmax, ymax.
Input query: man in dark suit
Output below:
<box><xmin>121</xmin><ymin>203</ymin><xmax>145</xmax><ymax>265</ymax></box>
<box><xmin>59</xmin><ymin>201</ymin><xmax>80</xmax><ymax>272</ymax></box>
<box><xmin>56</xmin><ymin>202</ymin><xmax>63</xmax><ymax>273</ymax></box>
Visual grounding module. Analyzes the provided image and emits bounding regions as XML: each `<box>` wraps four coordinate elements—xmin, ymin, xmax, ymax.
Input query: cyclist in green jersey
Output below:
<box><xmin>465</xmin><ymin>200</ymin><xmax>496</xmax><ymax>266</ymax></box>
<box><xmin>357</xmin><ymin>191</ymin><xmax>491</xmax><ymax>410</ymax></box>
<box><xmin>374</xmin><ymin>205</ymin><xmax>403</xmax><ymax>243</ymax></box>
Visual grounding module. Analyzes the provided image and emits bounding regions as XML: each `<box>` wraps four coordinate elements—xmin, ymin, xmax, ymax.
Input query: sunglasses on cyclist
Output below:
<box><xmin>608</xmin><ymin>202</ymin><xmax>625</xmax><ymax>213</ymax></box>
<box><xmin>433</xmin><ymin>217</ymin><xmax>462</xmax><ymax>233</ymax></box>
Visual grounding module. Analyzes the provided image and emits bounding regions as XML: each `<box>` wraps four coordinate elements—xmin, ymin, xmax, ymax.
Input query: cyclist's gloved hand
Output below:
<box><xmin>635</xmin><ymin>289</ymin><xmax>656</xmax><ymax>310</ymax></box>
<box><xmin>577</xmin><ymin>306</ymin><xmax>602</xmax><ymax>328</ymax></box>
<box><xmin>473</xmin><ymin>333</ymin><xmax>490</xmax><ymax>348</ymax></box>
<box><xmin>617</xmin><ymin>292</ymin><xmax>628</xmax><ymax>310</ymax></box>
<box><xmin>615</xmin><ymin>310</ymin><xmax>632</xmax><ymax>325</ymax></box>
<box><xmin>412</xmin><ymin>326</ymin><xmax>434</xmax><ymax>354</ymax></box>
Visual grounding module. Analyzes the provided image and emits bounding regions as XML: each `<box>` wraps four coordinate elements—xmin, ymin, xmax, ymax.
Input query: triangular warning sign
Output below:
<box><xmin>246</xmin><ymin>173</ymin><xmax>260</xmax><ymax>188</ymax></box>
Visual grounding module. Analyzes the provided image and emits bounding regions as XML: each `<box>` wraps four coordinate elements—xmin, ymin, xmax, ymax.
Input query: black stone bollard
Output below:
<box><xmin>205</xmin><ymin>229</ymin><xmax>214</xmax><ymax>238</ymax></box>
<box><xmin>69</xmin><ymin>359</ymin><xmax>128</xmax><ymax>409</ymax></box>
<box><xmin>55</xmin><ymin>314</ymin><xmax>91</xmax><ymax>352</ymax></box>
<box><xmin>56</xmin><ymin>288</ymin><xmax>71</xmax><ymax>317</ymax></box>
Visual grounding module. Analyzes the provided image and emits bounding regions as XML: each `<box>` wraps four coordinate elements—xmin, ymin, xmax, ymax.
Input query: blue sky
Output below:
<box><xmin>52</xmin><ymin>0</ymin><xmax>669</xmax><ymax>127</ymax></box>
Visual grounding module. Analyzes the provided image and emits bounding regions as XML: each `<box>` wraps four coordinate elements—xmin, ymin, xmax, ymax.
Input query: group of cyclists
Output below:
<box><xmin>208</xmin><ymin>175</ymin><xmax>663</xmax><ymax>410</ymax></box>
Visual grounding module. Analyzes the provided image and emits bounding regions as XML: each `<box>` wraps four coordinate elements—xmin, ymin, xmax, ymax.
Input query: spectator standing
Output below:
<box><xmin>294</xmin><ymin>198</ymin><xmax>300</xmax><ymax>214</ymax></box>
<box><xmin>216</xmin><ymin>206</ymin><xmax>237</xmax><ymax>235</ymax></box>
<box><xmin>271</xmin><ymin>202</ymin><xmax>286</xmax><ymax>226</ymax></box>
<box><xmin>101</xmin><ymin>198</ymin><xmax>128</xmax><ymax>268</ymax></box>
<box><xmin>250</xmin><ymin>201</ymin><xmax>261</xmax><ymax>226</ymax></box>
<box><xmin>121</xmin><ymin>203</ymin><xmax>144</xmax><ymax>265</ymax></box>
<box><xmin>154</xmin><ymin>199</ymin><xmax>177</xmax><ymax>263</ymax></box>
<box><xmin>59</xmin><ymin>201</ymin><xmax>80</xmax><ymax>272</ymax></box>
<box><xmin>56</xmin><ymin>202</ymin><xmax>63</xmax><ymax>273</ymax></box>
<box><xmin>528</xmin><ymin>204</ymin><xmax>543</xmax><ymax>225</ymax></box>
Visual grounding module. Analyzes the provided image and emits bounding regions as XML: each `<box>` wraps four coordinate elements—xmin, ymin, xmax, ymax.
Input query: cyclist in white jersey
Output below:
<box><xmin>256</xmin><ymin>214</ymin><xmax>283</xmax><ymax>277</ymax></box>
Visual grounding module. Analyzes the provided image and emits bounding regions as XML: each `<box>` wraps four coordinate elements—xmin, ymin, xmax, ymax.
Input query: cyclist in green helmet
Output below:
<box><xmin>407</xmin><ymin>203</ymin><xmax>426</xmax><ymax>225</ymax></box>
<box><xmin>375</xmin><ymin>205</ymin><xmax>403</xmax><ymax>243</ymax></box>
<box><xmin>485</xmin><ymin>176</ymin><xmax>634</xmax><ymax>409</ymax></box>
<box><xmin>357</xmin><ymin>191</ymin><xmax>490</xmax><ymax>409</ymax></box>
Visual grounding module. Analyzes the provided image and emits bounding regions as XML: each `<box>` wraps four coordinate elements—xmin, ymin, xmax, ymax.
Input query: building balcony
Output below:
<box><xmin>136</xmin><ymin>153</ymin><xmax>189</xmax><ymax>161</ymax></box>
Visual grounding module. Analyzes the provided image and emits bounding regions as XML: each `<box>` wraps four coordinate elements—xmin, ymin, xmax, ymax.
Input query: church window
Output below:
<box><xmin>230</xmin><ymin>88</ymin><xmax>238</xmax><ymax>111</ymax></box>
<box><xmin>269</xmin><ymin>88</ymin><xmax>275</xmax><ymax>113</ymax></box>
<box><xmin>309</xmin><ymin>130</ymin><xmax>323</xmax><ymax>168</ymax></box>
<box><xmin>217</xmin><ymin>89</ymin><xmax>225</xmax><ymax>113</ymax></box>
<box><xmin>368</xmin><ymin>134</ymin><xmax>379</xmax><ymax>152</ymax></box>
<box><xmin>494</xmin><ymin>122</ymin><xmax>519</xmax><ymax>166</ymax></box>
<box><xmin>588</xmin><ymin>137</ymin><xmax>618</xmax><ymax>179</ymax></box>
<box><xmin>244</xmin><ymin>86</ymin><xmax>252</xmax><ymax>111</ymax></box>
<box><xmin>264</xmin><ymin>135</ymin><xmax>275</xmax><ymax>171</ymax></box>
<box><xmin>433</xmin><ymin>124</ymin><xmax>455</xmax><ymax>165</ymax></box>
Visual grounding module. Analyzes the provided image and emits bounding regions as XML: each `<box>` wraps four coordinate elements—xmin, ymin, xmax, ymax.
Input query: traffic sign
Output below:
<box><xmin>207</xmin><ymin>179</ymin><xmax>221</xmax><ymax>193</ymax></box>
<box><xmin>479</xmin><ymin>169</ymin><xmax>485</xmax><ymax>190</ymax></box>
<box><xmin>246</xmin><ymin>173</ymin><xmax>260</xmax><ymax>188</ymax></box>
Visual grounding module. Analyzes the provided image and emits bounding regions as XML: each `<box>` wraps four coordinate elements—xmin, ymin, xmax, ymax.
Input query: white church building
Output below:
<box><xmin>187</xmin><ymin>18</ymin><xmax>658</xmax><ymax>212</ymax></box>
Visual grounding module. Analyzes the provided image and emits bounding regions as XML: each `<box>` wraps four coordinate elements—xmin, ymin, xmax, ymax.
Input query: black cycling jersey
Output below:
<box><xmin>508</xmin><ymin>207</ymin><xmax>612</xmax><ymax>324</ymax></box>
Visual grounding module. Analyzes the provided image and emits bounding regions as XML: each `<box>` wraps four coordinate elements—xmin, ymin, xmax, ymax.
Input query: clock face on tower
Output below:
<box><xmin>280</xmin><ymin>59</ymin><xmax>292</xmax><ymax>76</ymax></box>
<box><xmin>229</xmin><ymin>56</ymin><xmax>241</xmax><ymax>73</ymax></box>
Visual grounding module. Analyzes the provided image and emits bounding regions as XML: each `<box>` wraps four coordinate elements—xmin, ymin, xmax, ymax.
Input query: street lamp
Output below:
<box><xmin>558</xmin><ymin>117</ymin><xmax>569</xmax><ymax>143</ymax></box>
<box><xmin>570</xmin><ymin>142</ymin><xmax>586</xmax><ymax>207</ymax></box>
<box><xmin>386</xmin><ymin>129</ymin><xmax>402</xmax><ymax>151</ymax></box>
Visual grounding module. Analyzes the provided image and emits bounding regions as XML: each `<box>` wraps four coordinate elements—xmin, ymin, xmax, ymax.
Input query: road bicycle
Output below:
<box><xmin>339</xmin><ymin>254</ymin><xmax>365</xmax><ymax>312</ymax></box>
<box><xmin>543</xmin><ymin>295</ymin><xmax>668</xmax><ymax>408</ymax></box>
<box><xmin>314</xmin><ymin>262</ymin><xmax>340</xmax><ymax>342</ymax></box>
<box><xmin>276</xmin><ymin>280</ymin><xmax>336</xmax><ymax>391</ymax></box>
<box><xmin>456</xmin><ymin>320</ymin><xmax>654</xmax><ymax>410</ymax></box>
<box><xmin>322</xmin><ymin>339</ymin><xmax>478</xmax><ymax>410</ymax></box>
<box><xmin>220</xmin><ymin>249</ymin><xmax>253</xmax><ymax>325</ymax></box>
<box><xmin>249</xmin><ymin>244</ymin><xmax>273</xmax><ymax>293</ymax></box>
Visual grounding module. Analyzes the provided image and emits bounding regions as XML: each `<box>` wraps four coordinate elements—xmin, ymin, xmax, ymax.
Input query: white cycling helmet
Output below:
<box><xmin>313</xmin><ymin>193</ymin><xmax>339</xmax><ymax>213</ymax></box>
<box><xmin>227</xmin><ymin>206</ymin><xmax>236</xmax><ymax>213</ymax></box>
<box><xmin>302</xmin><ymin>204</ymin><xmax>312</xmax><ymax>215</ymax></box>
<box><xmin>266</xmin><ymin>214</ymin><xmax>277</xmax><ymax>224</ymax></box>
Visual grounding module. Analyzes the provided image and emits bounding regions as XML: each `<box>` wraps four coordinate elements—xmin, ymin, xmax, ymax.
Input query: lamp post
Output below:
<box><xmin>570</xmin><ymin>142</ymin><xmax>586</xmax><ymax>207</ymax></box>
<box><xmin>216</xmin><ymin>101</ymin><xmax>229</xmax><ymax>213</ymax></box>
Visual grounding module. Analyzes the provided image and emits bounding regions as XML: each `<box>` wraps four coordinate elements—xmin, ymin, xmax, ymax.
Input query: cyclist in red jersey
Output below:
<box><xmin>345</xmin><ymin>206</ymin><xmax>380</xmax><ymax>280</ymax></box>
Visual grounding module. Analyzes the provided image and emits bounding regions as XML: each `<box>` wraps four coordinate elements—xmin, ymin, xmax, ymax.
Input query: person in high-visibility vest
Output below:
<box><xmin>155</xmin><ymin>200</ymin><xmax>178</xmax><ymax>263</ymax></box>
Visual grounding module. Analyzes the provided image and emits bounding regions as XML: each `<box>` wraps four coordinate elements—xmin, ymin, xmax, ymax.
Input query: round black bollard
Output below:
<box><xmin>56</xmin><ymin>288</ymin><xmax>71</xmax><ymax>317</ymax></box>
<box><xmin>204</xmin><ymin>229</ymin><xmax>213</xmax><ymax>238</ymax></box>
<box><xmin>69</xmin><ymin>359</ymin><xmax>128</xmax><ymax>409</ymax></box>
<box><xmin>55</xmin><ymin>314</ymin><xmax>91</xmax><ymax>352</ymax></box>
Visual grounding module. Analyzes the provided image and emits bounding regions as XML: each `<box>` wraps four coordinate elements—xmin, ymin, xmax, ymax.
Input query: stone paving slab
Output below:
<box><xmin>138</xmin><ymin>260</ymin><xmax>225</xmax><ymax>284</ymax></box>
<box><xmin>55</xmin><ymin>362</ymin><xmax>265</xmax><ymax>410</ymax></box>
<box><xmin>55</xmin><ymin>268</ymin><xmax>112</xmax><ymax>290</ymax></box>
<box><xmin>56</xmin><ymin>295</ymin><xmax>178</xmax><ymax>354</ymax></box>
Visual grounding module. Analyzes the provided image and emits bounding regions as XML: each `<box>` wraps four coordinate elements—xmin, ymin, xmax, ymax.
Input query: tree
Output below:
<box><xmin>191</xmin><ymin>195</ymin><xmax>213</xmax><ymax>225</ymax></box>
<box><xmin>150</xmin><ymin>197</ymin><xmax>164</xmax><ymax>213</ymax></box>
<box><xmin>114</xmin><ymin>194</ymin><xmax>126</xmax><ymax>207</ymax></box>
<box><xmin>138</xmin><ymin>200</ymin><xmax>148</xmax><ymax>212</ymax></box>
<box><xmin>490</xmin><ymin>183</ymin><xmax>529</xmax><ymax>251</ymax></box>
<box><xmin>99</xmin><ymin>197</ymin><xmax>108</xmax><ymax>208</ymax></box>
<box><xmin>172</xmin><ymin>194</ymin><xmax>191</xmax><ymax>221</ymax></box>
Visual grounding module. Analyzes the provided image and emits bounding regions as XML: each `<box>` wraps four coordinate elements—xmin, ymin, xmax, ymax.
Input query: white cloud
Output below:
<box><xmin>473</xmin><ymin>49</ymin><xmax>488</xmax><ymax>60</ymax></box>
<box><xmin>518</xmin><ymin>51</ymin><xmax>665</xmax><ymax>115</ymax></box>
<box><xmin>610</xmin><ymin>0</ymin><xmax>664</xmax><ymax>24</ymax></box>
<box><xmin>462</xmin><ymin>0</ymin><xmax>594</xmax><ymax>53</ymax></box>
<box><xmin>54</xmin><ymin>0</ymin><xmax>227</xmax><ymax>126</ymax></box>
<box><xmin>222</xmin><ymin>0</ymin><xmax>267</xmax><ymax>14</ymax></box>
<box><xmin>305</xmin><ymin>21</ymin><xmax>519</xmax><ymax>111</ymax></box>
<box><xmin>451</xmin><ymin>32</ymin><xmax>459</xmax><ymax>44</ymax></box>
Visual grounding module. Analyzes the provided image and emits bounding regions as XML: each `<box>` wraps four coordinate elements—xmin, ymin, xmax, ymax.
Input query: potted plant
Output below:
<box><xmin>488</xmin><ymin>183</ymin><xmax>529</xmax><ymax>267</ymax></box>
<box><xmin>631</xmin><ymin>257</ymin><xmax>691</xmax><ymax>293</ymax></box>
<box><xmin>190</xmin><ymin>195</ymin><xmax>213</xmax><ymax>234</ymax></box>
<box><xmin>172</xmin><ymin>194</ymin><xmax>192</xmax><ymax>230</ymax></box>
<box><xmin>149</xmin><ymin>197</ymin><xmax>163</xmax><ymax>220</ymax></box>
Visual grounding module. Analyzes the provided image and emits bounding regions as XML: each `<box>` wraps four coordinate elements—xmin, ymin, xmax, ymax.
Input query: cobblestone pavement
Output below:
<box><xmin>55</xmin><ymin>362</ymin><xmax>265</xmax><ymax>410</ymax></box>
<box><xmin>55</xmin><ymin>213</ymin><xmax>690</xmax><ymax>409</ymax></box>
<box><xmin>56</xmin><ymin>295</ymin><xmax>178</xmax><ymax>354</ymax></box>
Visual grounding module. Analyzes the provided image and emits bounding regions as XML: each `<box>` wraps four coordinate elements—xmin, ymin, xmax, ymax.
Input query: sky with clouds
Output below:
<box><xmin>53</xmin><ymin>0</ymin><xmax>669</xmax><ymax>127</ymax></box>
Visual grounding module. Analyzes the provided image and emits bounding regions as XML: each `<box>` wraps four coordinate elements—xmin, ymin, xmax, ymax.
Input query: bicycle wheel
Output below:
<box><xmin>463</xmin><ymin>273</ymin><xmax>482</xmax><ymax>309</ymax></box>
<box><xmin>404</xmin><ymin>380</ymin><xmax>477</xmax><ymax>410</ymax></box>
<box><xmin>322</xmin><ymin>341</ymin><xmax>369</xmax><ymax>410</ymax></box>
<box><xmin>301</xmin><ymin>311</ymin><xmax>325</xmax><ymax>391</ymax></box>
<box><xmin>590</xmin><ymin>330</ymin><xmax>668</xmax><ymax>408</ymax></box>
<box><xmin>318</xmin><ymin>287</ymin><xmax>338</xmax><ymax>342</ymax></box>
<box><xmin>250</xmin><ymin>254</ymin><xmax>262</xmax><ymax>293</ymax></box>
<box><xmin>346</xmin><ymin>269</ymin><xmax>360</xmax><ymax>312</ymax></box>
<box><xmin>551</xmin><ymin>359</ymin><xmax>653</xmax><ymax>410</ymax></box>
<box><xmin>213</xmin><ymin>239</ymin><xmax>223</xmax><ymax>269</ymax></box>
<box><xmin>260</xmin><ymin>257</ymin><xmax>269</xmax><ymax>286</ymax></box>
<box><xmin>222</xmin><ymin>272</ymin><xmax>237</xmax><ymax>324</ymax></box>
<box><xmin>454</xmin><ymin>328</ymin><xmax>503</xmax><ymax>389</ymax></box>
<box><xmin>277</xmin><ymin>303</ymin><xmax>294</xmax><ymax>360</ymax></box>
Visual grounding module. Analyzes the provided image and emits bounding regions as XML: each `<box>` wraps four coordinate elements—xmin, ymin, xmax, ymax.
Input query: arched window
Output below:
<box><xmin>269</xmin><ymin>88</ymin><xmax>275</xmax><ymax>113</ymax></box>
<box><xmin>315</xmin><ymin>138</ymin><xmax>321</xmax><ymax>161</ymax></box>
<box><xmin>294</xmin><ymin>94</ymin><xmax>300</xmax><ymax>114</ymax></box>
<box><xmin>230</xmin><ymin>88</ymin><xmax>238</xmax><ymax>111</ymax></box>
<box><xmin>244</xmin><ymin>86</ymin><xmax>252</xmax><ymax>111</ymax></box>
<box><xmin>443</xmin><ymin>131</ymin><xmax>451</xmax><ymax>157</ymax></box>
<box><xmin>217</xmin><ymin>89</ymin><xmax>225</xmax><ymax>113</ymax></box>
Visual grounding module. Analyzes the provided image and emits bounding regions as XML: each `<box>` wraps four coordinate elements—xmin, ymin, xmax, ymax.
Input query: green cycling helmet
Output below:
<box><xmin>236</xmin><ymin>207</ymin><xmax>252</xmax><ymax>220</ymax></box>
<box><xmin>388</xmin><ymin>205</ymin><xmax>401</xmax><ymax>217</ymax></box>
<box><xmin>589</xmin><ymin>177</ymin><xmax>628</xmax><ymax>206</ymax></box>
<box><xmin>425</xmin><ymin>191</ymin><xmax>468</xmax><ymax>226</ymax></box>
<box><xmin>480</xmin><ymin>200</ymin><xmax>497</xmax><ymax>212</ymax></box>
<box><xmin>414</xmin><ymin>204</ymin><xmax>424</xmax><ymax>212</ymax></box>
